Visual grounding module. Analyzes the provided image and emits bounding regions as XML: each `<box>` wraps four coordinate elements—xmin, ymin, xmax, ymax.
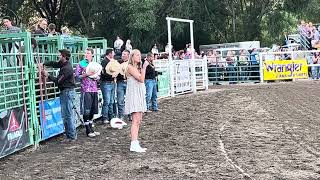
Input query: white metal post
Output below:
<box><xmin>259</xmin><ymin>53</ymin><xmax>264</xmax><ymax>83</ymax></box>
<box><xmin>167</xmin><ymin>18</ymin><xmax>175</xmax><ymax>97</ymax></box>
<box><xmin>190</xmin><ymin>21</ymin><xmax>197</xmax><ymax>93</ymax></box>
<box><xmin>204</xmin><ymin>58</ymin><xmax>209</xmax><ymax>90</ymax></box>
<box><xmin>166</xmin><ymin>17</ymin><xmax>196</xmax><ymax>95</ymax></box>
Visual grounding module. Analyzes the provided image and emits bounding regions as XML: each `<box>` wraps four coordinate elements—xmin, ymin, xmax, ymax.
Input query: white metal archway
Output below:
<box><xmin>166</xmin><ymin>17</ymin><xmax>197</xmax><ymax>96</ymax></box>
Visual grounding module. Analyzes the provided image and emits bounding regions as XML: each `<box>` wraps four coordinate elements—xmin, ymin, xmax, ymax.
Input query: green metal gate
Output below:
<box><xmin>0</xmin><ymin>32</ymin><xmax>40</xmax><ymax>158</ymax></box>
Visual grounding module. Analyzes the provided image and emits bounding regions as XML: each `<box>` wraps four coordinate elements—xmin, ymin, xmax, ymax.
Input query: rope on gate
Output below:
<box><xmin>35</xmin><ymin>52</ymin><xmax>46</xmax><ymax>127</ymax></box>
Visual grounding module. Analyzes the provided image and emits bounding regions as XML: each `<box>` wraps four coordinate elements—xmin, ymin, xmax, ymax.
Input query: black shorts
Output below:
<box><xmin>80</xmin><ymin>92</ymin><xmax>98</xmax><ymax>115</ymax></box>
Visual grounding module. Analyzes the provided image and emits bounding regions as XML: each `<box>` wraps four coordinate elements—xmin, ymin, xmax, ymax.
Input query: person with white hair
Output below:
<box><xmin>125</xmin><ymin>39</ymin><xmax>132</xmax><ymax>52</ymax></box>
<box><xmin>151</xmin><ymin>44</ymin><xmax>159</xmax><ymax>54</ymax></box>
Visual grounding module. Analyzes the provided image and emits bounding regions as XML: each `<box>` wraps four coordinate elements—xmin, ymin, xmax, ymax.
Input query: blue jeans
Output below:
<box><xmin>101</xmin><ymin>81</ymin><xmax>115</xmax><ymax>120</ymax></box>
<box><xmin>145</xmin><ymin>79</ymin><xmax>158</xmax><ymax>111</ymax></box>
<box><xmin>117</xmin><ymin>81</ymin><xmax>127</xmax><ymax>119</ymax></box>
<box><xmin>226</xmin><ymin>65</ymin><xmax>236</xmax><ymax>84</ymax></box>
<box><xmin>60</xmin><ymin>89</ymin><xmax>77</xmax><ymax>139</ymax></box>
<box><xmin>311</xmin><ymin>66</ymin><xmax>320</xmax><ymax>79</ymax></box>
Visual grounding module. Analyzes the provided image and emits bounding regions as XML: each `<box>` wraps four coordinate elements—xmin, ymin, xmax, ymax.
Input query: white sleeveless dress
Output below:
<box><xmin>125</xmin><ymin>76</ymin><xmax>147</xmax><ymax>114</ymax></box>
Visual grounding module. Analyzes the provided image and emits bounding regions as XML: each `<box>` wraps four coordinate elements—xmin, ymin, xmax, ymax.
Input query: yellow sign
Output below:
<box><xmin>263</xmin><ymin>59</ymin><xmax>308</xmax><ymax>80</ymax></box>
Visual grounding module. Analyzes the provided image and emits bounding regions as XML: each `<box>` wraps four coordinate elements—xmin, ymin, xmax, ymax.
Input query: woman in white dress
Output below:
<box><xmin>125</xmin><ymin>49</ymin><xmax>148</xmax><ymax>152</ymax></box>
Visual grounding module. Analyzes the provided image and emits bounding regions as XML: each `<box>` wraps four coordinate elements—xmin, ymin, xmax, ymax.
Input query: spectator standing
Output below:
<box><xmin>61</xmin><ymin>26</ymin><xmax>71</xmax><ymax>37</ymax></box>
<box><xmin>33</xmin><ymin>18</ymin><xmax>48</xmax><ymax>37</ymax></box>
<box><xmin>42</xmin><ymin>49</ymin><xmax>77</xmax><ymax>142</ymax></box>
<box><xmin>312</xmin><ymin>52</ymin><xmax>320</xmax><ymax>79</ymax></box>
<box><xmin>238</xmin><ymin>49</ymin><xmax>249</xmax><ymax>81</ymax></box>
<box><xmin>114</xmin><ymin>36</ymin><xmax>124</xmax><ymax>56</ymax></box>
<box><xmin>165</xmin><ymin>43</ymin><xmax>173</xmax><ymax>54</ymax></box>
<box><xmin>250</xmin><ymin>48</ymin><xmax>259</xmax><ymax>81</ymax></box>
<box><xmin>124</xmin><ymin>49</ymin><xmax>148</xmax><ymax>153</ymax></box>
<box><xmin>226</xmin><ymin>50</ymin><xmax>236</xmax><ymax>84</ymax></box>
<box><xmin>1</xmin><ymin>16</ymin><xmax>21</xmax><ymax>55</ymax></box>
<box><xmin>125</xmin><ymin>39</ymin><xmax>132</xmax><ymax>52</ymax></box>
<box><xmin>100</xmin><ymin>49</ymin><xmax>117</xmax><ymax>124</ymax></box>
<box><xmin>75</xmin><ymin>48</ymin><xmax>101</xmax><ymax>137</ymax></box>
<box><xmin>1</xmin><ymin>16</ymin><xmax>21</xmax><ymax>34</ymax></box>
<box><xmin>151</xmin><ymin>44</ymin><xmax>159</xmax><ymax>54</ymax></box>
<box><xmin>48</xmin><ymin>23</ymin><xmax>59</xmax><ymax>37</ymax></box>
<box><xmin>144</xmin><ymin>53</ymin><xmax>159</xmax><ymax>112</ymax></box>
<box><xmin>116</xmin><ymin>50</ymin><xmax>130</xmax><ymax>120</ymax></box>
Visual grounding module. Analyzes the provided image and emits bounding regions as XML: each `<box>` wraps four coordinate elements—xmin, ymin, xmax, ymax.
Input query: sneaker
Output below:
<box><xmin>103</xmin><ymin>119</ymin><xmax>110</xmax><ymax>124</ymax></box>
<box><xmin>130</xmin><ymin>146</ymin><xmax>147</xmax><ymax>153</ymax></box>
<box><xmin>93</xmin><ymin>131</ymin><xmax>100</xmax><ymax>136</ymax></box>
<box><xmin>130</xmin><ymin>141</ymin><xmax>147</xmax><ymax>153</ymax></box>
<box><xmin>146</xmin><ymin>110</ymin><xmax>152</xmax><ymax>113</ymax></box>
<box><xmin>87</xmin><ymin>132</ymin><xmax>96</xmax><ymax>138</ymax></box>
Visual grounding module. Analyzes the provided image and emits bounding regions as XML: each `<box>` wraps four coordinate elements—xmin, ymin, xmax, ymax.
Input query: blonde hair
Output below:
<box><xmin>128</xmin><ymin>49</ymin><xmax>141</xmax><ymax>68</ymax></box>
<box><xmin>61</xmin><ymin>26</ymin><xmax>70</xmax><ymax>34</ymax></box>
<box><xmin>125</xmin><ymin>49</ymin><xmax>141</xmax><ymax>76</ymax></box>
<box><xmin>37</xmin><ymin>18</ymin><xmax>47</xmax><ymax>27</ymax></box>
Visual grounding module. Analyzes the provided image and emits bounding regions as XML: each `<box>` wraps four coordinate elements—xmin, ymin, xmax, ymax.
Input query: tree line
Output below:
<box><xmin>0</xmin><ymin>0</ymin><xmax>319</xmax><ymax>52</ymax></box>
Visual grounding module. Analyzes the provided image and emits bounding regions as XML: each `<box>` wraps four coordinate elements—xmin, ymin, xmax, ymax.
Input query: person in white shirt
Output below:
<box><xmin>114</xmin><ymin>36</ymin><xmax>124</xmax><ymax>56</ymax></box>
<box><xmin>151</xmin><ymin>44</ymin><xmax>159</xmax><ymax>54</ymax></box>
<box><xmin>125</xmin><ymin>39</ymin><xmax>132</xmax><ymax>52</ymax></box>
<box><xmin>165</xmin><ymin>43</ymin><xmax>173</xmax><ymax>53</ymax></box>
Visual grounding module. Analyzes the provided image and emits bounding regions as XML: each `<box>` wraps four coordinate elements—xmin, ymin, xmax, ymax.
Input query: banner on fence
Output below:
<box><xmin>263</xmin><ymin>59</ymin><xmax>308</xmax><ymax>80</ymax></box>
<box><xmin>157</xmin><ymin>71</ymin><xmax>170</xmax><ymax>97</ymax></box>
<box><xmin>175</xmin><ymin>61</ymin><xmax>191</xmax><ymax>92</ymax></box>
<box><xmin>0</xmin><ymin>106</ymin><xmax>31</xmax><ymax>158</ymax></box>
<box><xmin>39</xmin><ymin>98</ymin><xmax>64</xmax><ymax>140</ymax></box>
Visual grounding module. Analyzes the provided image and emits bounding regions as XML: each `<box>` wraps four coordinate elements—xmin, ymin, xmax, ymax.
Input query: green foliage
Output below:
<box><xmin>0</xmin><ymin>0</ymin><xmax>317</xmax><ymax>51</ymax></box>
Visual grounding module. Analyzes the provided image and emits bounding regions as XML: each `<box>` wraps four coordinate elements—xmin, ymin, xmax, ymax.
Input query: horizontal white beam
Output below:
<box><xmin>166</xmin><ymin>17</ymin><xmax>194</xmax><ymax>23</ymax></box>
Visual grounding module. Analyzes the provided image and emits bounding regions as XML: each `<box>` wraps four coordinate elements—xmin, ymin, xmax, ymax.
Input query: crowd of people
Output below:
<box><xmin>298</xmin><ymin>20</ymin><xmax>320</xmax><ymax>50</ymax></box>
<box><xmin>38</xmin><ymin>47</ymin><xmax>160</xmax><ymax>153</ymax></box>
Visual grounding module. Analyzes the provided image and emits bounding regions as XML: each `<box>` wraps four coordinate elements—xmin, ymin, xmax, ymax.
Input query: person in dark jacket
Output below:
<box><xmin>116</xmin><ymin>50</ymin><xmax>130</xmax><ymax>119</ymax></box>
<box><xmin>42</xmin><ymin>49</ymin><xmax>77</xmax><ymax>142</ymax></box>
<box><xmin>144</xmin><ymin>53</ymin><xmax>159</xmax><ymax>112</ymax></box>
<box><xmin>33</xmin><ymin>18</ymin><xmax>48</xmax><ymax>37</ymax></box>
<box><xmin>100</xmin><ymin>49</ymin><xmax>117</xmax><ymax>124</ymax></box>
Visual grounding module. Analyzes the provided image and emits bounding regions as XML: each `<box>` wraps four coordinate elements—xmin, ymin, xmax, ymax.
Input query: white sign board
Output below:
<box><xmin>174</xmin><ymin>61</ymin><xmax>191</xmax><ymax>93</ymax></box>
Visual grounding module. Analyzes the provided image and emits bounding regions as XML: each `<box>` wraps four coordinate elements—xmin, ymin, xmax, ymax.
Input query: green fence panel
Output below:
<box><xmin>88</xmin><ymin>38</ymin><xmax>107</xmax><ymax>63</ymax></box>
<box><xmin>33</xmin><ymin>36</ymin><xmax>89</xmax><ymax>141</ymax></box>
<box><xmin>157</xmin><ymin>71</ymin><xmax>170</xmax><ymax>97</ymax></box>
<box><xmin>0</xmin><ymin>32</ymin><xmax>39</xmax><ymax>158</ymax></box>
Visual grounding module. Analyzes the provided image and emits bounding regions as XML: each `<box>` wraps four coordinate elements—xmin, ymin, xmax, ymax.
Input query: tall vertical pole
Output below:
<box><xmin>167</xmin><ymin>18</ymin><xmax>175</xmax><ymax>97</ymax></box>
<box><xmin>259</xmin><ymin>53</ymin><xmax>264</xmax><ymax>83</ymax></box>
<box><xmin>190</xmin><ymin>21</ymin><xmax>197</xmax><ymax>93</ymax></box>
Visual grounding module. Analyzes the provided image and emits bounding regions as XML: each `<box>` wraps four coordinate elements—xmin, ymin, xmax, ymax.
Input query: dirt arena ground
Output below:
<box><xmin>1</xmin><ymin>81</ymin><xmax>320</xmax><ymax>179</ymax></box>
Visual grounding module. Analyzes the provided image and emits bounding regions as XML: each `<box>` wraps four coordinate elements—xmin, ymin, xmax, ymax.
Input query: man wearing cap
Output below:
<box><xmin>144</xmin><ymin>52</ymin><xmax>159</xmax><ymax>112</ymax></box>
<box><xmin>116</xmin><ymin>50</ymin><xmax>130</xmax><ymax>120</ymax></box>
<box><xmin>1</xmin><ymin>16</ymin><xmax>21</xmax><ymax>34</ymax></box>
<box><xmin>42</xmin><ymin>49</ymin><xmax>77</xmax><ymax>142</ymax></box>
<box><xmin>75</xmin><ymin>48</ymin><xmax>101</xmax><ymax>138</ymax></box>
<box><xmin>100</xmin><ymin>49</ymin><xmax>118</xmax><ymax>124</ymax></box>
